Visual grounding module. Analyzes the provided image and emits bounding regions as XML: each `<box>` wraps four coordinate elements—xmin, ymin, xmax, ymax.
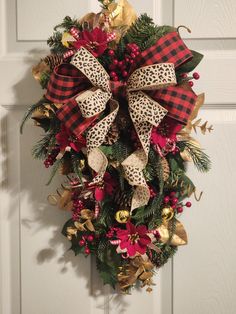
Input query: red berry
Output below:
<box><xmin>118</xmin><ymin>61</ymin><xmax>124</xmax><ymax>67</ymax></box>
<box><xmin>193</xmin><ymin>72</ymin><xmax>200</xmax><ymax>80</ymax></box>
<box><xmin>130</xmin><ymin>53</ymin><xmax>136</xmax><ymax>59</ymax></box>
<box><xmin>170</xmin><ymin>191</ymin><xmax>176</xmax><ymax>198</ymax></box>
<box><xmin>130</xmin><ymin>59</ymin><xmax>134</xmax><ymax>64</ymax></box>
<box><xmin>113</xmin><ymin>59</ymin><xmax>118</xmax><ymax>65</ymax></box>
<box><xmin>186</xmin><ymin>201</ymin><xmax>192</xmax><ymax>208</ymax></box>
<box><xmin>171</xmin><ymin>198</ymin><xmax>179</xmax><ymax>205</ymax></box>
<box><xmin>110</xmin><ymin>71</ymin><xmax>116</xmax><ymax>77</ymax></box>
<box><xmin>113</xmin><ymin>76</ymin><xmax>119</xmax><ymax>81</ymax></box>
<box><xmin>79</xmin><ymin>240</ymin><xmax>86</xmax><ymax>246</ymax></box>
<box><xmin>177</xmin><ymin>207</ymin><xmax>183</xmax><ymax>213</ymax></box>
<box><xmin>84</xmin><ymin>247</ymin><xmax>91</xmax><ymax>255</ymax></box>
<box><xmin>189</xmin><ymin>81</ymin><xmax>194</xmax><ymax>87</ymax></box>
<box><xmin>125</xmin><ymin>57</ymin><xmax>130</xmax><ymax>63</ymax></box>
<box><xmin>87</xmin><ymin>235</ymin><xmax>94</xmax><ymax>242</ymax></box>
<box><xmin>108</xmin><ymin>49</ymin><xmax>115</xmax><ymax>57</ymax></box>
<box><xmin>181</xmin><ymin>73</ymin><xmax>188</xmax><ymax>78</ymax></box>
<box><xmin>164</xmin><ymin>196</ymin><xmax>170</xmax><ymax>203</ymax></box>
<box><xmin>109</xmin><ymin>64</ymin><xmax>115</xmax><ymax>70</ymax></box>
<box><xmin>122</xmin><ymin>71</ymin><xmax>128</xmax><ymax>77</ymax></box>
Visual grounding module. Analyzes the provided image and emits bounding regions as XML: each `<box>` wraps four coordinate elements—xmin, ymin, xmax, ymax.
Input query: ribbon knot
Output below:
<box><xmin>45</xmin><ymin>31</ymin><xmax>197</xmax><ymax>211</ymax></box>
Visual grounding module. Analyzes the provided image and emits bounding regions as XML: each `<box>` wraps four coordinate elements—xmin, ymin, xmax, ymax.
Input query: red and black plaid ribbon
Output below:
<box><xmin>133</xmin><ymin>31</ymin><xmax>193</xmax><ymax>70</ymax></box>
<box><xmin>133</xmin><ymin>32</ymin><xmax>196</xmax><ymax>123</ymax></box>
<box><xmin>46</xmin><ymin>64</ymin><xmax>90</xmax><ymax>103</ymax></box>
<box><xmin>45</xmin><ymin>31</ymin><xmax>197</xmax><ymax>135</ymax></box>
<box><xmin>150</xmin><ymin>86</ymin><xmax>196</xmax><ymax>124</ymax></box>
<box><xmin>56</xmin><ymin>98</ymin><xmax>98</xmax><ymax>137</ymax></box>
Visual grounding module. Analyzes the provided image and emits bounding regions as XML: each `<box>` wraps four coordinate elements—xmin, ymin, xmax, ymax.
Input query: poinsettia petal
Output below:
<box><xmin>126</xmin><ymin>221</ymin><xmax>136</xmax><ymax>235</ymax></box>
<box><xmin>134</xmin><ymin>242</ymin><xmax>147</xmax><ymax>255</ymax></box>
<box><xmin>139</xmin><ymin>235</ymin><xmax>151</xmax><ymax>246</ymax></box>
<box><xmin>127</xmin><ymin>244</ymin><xmax>136</xmax><ymax>257</ymax></box>
<box><xmin>136</xmin><ymin>225</ymin><xmax>147</xmax><ymax>235</ymax></box>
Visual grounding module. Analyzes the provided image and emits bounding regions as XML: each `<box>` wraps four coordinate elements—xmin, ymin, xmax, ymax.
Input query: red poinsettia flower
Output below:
<box><xmin>56</xmin><ymin>125</ymin><xmax>86</xmax><ymax>152</ymax></box>
<box><xmin>116</xmin><ymin>221</ymin><xmax>151</xmax><ymax>257</ymax></box>
<box><xmin>73</xmin><ymin>27</ymin><xmax>108</xmax><ymax>57</ymax></box>
<box><xmin>151</xmin><ymin>117</ymin><xmax>182</xmax><ymax>148</ymax></box>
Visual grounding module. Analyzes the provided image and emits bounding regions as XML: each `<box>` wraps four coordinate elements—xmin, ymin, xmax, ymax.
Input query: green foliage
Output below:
<box><xmin>97</xmin><ymin>198</ymin><xmax>114</xmax><ymax>227</ymax></box>
<box><xmin>133</xmin><ymin>148</ymin><xmax>164</xmax><ymax>226</ymax></box>
<box><xmin>54</xmin><ymin>16</ymin><xmax>81</xmax><ymax>32</ymax></box>
<box><xmin>178</xmin><ymin>141</ymin><xmax>211</xmax><ymax>172</ymax></box>
<box><xmin>152</xmin><ymin>244</ymin><xmax>178</xmax><ymax>267</ymax></box>
<box><xmin>97</xmin><ymin>0</ymin><xmax>115</xmax><ymax>9</ymax></box>
<box><xmin>177</xmin><ymin>50</ymin><xmax>204</xmax><ymax>74</ymax></box>
<box><xmin>71</xmin><ymin>153</ymin><xmax>84</xmax><ymax>185</ymax></box>
<box><xmin>46</xmin><ymin>159</ymin><xmax>61</xmax><ymax>186</ymax></box>
<box><xmin>122</xmin><ymin>14</ymin><xmax>175</xmax><ymax>50</ymax></box>
<box><xmin>20</xmin><ymin>97</ymin><xmax>50</xmax><ymax>134</ymax></box>
<box><xmin>96</xmin><ymin>258</ymin><xmax>118</xmax><ymax>288</ymax></box>
<box><xmin>39</xmin><ymin>72</ymin><xmax>51</xmax><ymax>89</ymax></box>
<box><xmin>47</xmin><ymin>31</ymin><xmax>66</xmax><ymax>54</ymax></box>
<box><xmin>32</xmin><ymin>132</ymin><xmax>56</xmax><ymax>160</ymax></box>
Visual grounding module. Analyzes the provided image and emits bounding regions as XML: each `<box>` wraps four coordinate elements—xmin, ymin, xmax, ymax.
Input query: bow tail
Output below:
<box><xmin>122</xmin><ymin>92</ymin><xmax>168</xmax><ymax>211</ymax></box>
<box><xmin>86</xmin><ymin>99</ymin><xmax>119</xmax><ymax>183</ymax></box>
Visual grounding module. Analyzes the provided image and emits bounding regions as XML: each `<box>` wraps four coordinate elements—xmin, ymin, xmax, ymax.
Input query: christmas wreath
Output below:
<box><xmin>21</xmin><ymin>0</ymin><xmax>212</xmax><ymax>293</ymax></box>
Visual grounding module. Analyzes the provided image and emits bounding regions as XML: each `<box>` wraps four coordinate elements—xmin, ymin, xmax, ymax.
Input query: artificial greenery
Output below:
<box><xmin>21</xmin><ymin>2</ymin><xmax>211</xmax><ymax>293</ymax></box>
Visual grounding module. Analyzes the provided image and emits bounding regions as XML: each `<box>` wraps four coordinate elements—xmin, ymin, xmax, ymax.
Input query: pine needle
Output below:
<box><xmin>46</xmin><ymin>159</ymin><xmax>61</xmax><ymax>186</ymax></box>
<box><xmin>178</xmin><ymin>141</ymin><xmax>211</xmax><ymax>172</ymax></box>
<box><xmin>20</xmin><ymin>98</ymin><xmax>49</xmax><ymax>134</ymax></box>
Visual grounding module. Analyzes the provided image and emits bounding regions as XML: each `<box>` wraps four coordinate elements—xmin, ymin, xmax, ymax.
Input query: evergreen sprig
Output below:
<box><xmin>178</xmin><ymin>141</ymin><xmax>211</xmax><ymax>172</ymax></box>
<box><xmin>122</xmin><ymin>14</ymin><xmax>175</xmax><ymax>51</ymax></box>
<box><xmin>32</xmin><ymin>132</ymin><xmax>56</xmax><ymax>160</ymax></box>
<box><xmin>20</xmin><ymin>97</ymin><xmax>50</xmax><ymax>134</ymax></box>
<box><xmin>53</xmin><ymin>16</ymin><xmax>81</xmax><ymax>32</ymax></box>
<box><xmin>46</xmin><ymin>159</ymin><xmax>62</xmax><ymax>186</ymax></box>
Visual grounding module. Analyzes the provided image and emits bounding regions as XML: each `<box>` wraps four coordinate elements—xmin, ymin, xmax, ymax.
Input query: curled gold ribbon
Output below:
<box><xmin>70</xmin><ymin>47</ymin><xmax>177</xmax><ymax>210</ymax></box>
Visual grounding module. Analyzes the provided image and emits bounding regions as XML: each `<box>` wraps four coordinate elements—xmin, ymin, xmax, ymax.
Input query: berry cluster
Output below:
<box><xmin>108</xmin><ymin>43</ymin><xmax>140</xmax><ymax>81</ymax></box>
<box><xmin>163</xmin><ymin>191</ymin><xmax>192</xmax><ymax>214</ymax></box>
<box><xmin>106</xmin><ymin>227</ymin><xmax>119</xmax><ymax>239</ymax></box>
<box><xmin>43</xmin><ymin>148</ymin><xmax>60</xmax><ymax>168</ymax></box>
<box><xmin>181</xmin><ymin>71</ymin><xmax>200</xmax><ymax>87</ymax></box>
<box><xmin>72</xmin><ymin>198</ymin><xmax>84</xmax><ymax>221</ymax></box>
<box><xmin>78</xmin><ymin>234</ymin><xmax>95</xmax><ymax>255</ymax></box>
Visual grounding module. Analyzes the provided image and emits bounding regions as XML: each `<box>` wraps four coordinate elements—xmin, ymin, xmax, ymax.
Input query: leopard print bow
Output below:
<box><xmin>123</xmin><ymin>64</ymin><xmax>176</xmax><ymax>211</ymax></box>
<box><xmin>71</xmin><ymin>48</ymin><xmax>176</xmax><ymax>210</ymax></box>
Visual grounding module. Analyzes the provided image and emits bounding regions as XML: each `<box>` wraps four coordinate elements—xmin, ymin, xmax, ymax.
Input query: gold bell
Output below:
<box><xmin>115</xmin><ymin>210</ymin><xmax>130</xmax><ymax>223</ymax></box>
<box><xmin>161</xmin><ymin>207</ymin><xmax>174</xmax><ymax>222</ymax></box>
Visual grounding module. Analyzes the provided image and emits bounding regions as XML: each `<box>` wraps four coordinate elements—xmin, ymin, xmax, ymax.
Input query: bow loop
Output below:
<box><xmin>127</xmin><ymin>63</ymin><xmax>176</xmax><ymax>92</ymax></box>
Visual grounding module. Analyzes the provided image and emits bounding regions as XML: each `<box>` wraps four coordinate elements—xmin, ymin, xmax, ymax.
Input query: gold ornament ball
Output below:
<box><xmin>161</xmin><ymin>207</ymin><xmax>174</xmax><ymax>222</ymax></box>
<box><xmin>115</xmin><ymin>210</ymin><xmax>130</xmax><ymax>224</ymax></box>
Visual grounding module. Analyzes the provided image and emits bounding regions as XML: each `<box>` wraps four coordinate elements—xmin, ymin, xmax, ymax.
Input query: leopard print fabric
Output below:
<box><xmin>71</xmin><ymin>49</ymin><xmax>118</xmax><ymax>183</ymax></box>
<box><xmin>71</xmin><ymin>47</ymin><xmax>110</xmax><ymax>93</ymax></box>
<box><xmin>127</xmin><ymin>63</ymin><xmax>176</xmax><ymax>92</ymax></box>
<box><xmin>76</xmin><ymin>89</ymin><xmax>111</xmax><ymax>118</ymax></box>
<box><xmin>128</xmin><ymin>91</ymin><xmax>168</xmax><ymax>155</ymax></box>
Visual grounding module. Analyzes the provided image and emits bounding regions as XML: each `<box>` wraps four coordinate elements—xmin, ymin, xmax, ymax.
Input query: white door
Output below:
<box><xmin>1</xmin><ymin>1</ymin><xmax>236</xmax><ymax>313</ymax></box>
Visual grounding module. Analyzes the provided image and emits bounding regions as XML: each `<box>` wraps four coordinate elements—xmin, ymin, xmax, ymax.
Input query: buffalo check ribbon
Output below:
<box><xmin>45</xmin><ymin>31</ymin><xmax>197</xmax><ymax>211</ymax></box>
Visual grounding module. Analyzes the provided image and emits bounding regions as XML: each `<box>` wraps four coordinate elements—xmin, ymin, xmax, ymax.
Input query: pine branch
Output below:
<box><xmin>32</xmin><ymin>132</ymin><xmax>56</xmax><ymax>160</ymax></box>
<box><xmin>178</xmin><ymin>141</ymin><xmax>211</xmax><ymax>172</ymax></box>
<box><xmin>71</xmin><ymin>154</ymin><xmax>84</xmax><ymax>186</ymax></box>
<box><xmin>53</xmin><ymin>16</ymin><xmax>82</xmax><ymax>32</ymax></box>
<box><xmin>47</xmin><ymin>31</ymin><xmax>67</xmax><ymax>54</ymax></box>
<box><xmin>20</xmin><ymin>98</ymin><xmax>50</xmax><ymax>134</ymax></box>
<box><xmin>122</xmin><ymin>14</ymin><xmax>175</xmax><ymax>50</ymax></box>
<box><xmin>46</xmin><ymin>159</ymin><xmax>61</xmax><ymax>186</ymax></box>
